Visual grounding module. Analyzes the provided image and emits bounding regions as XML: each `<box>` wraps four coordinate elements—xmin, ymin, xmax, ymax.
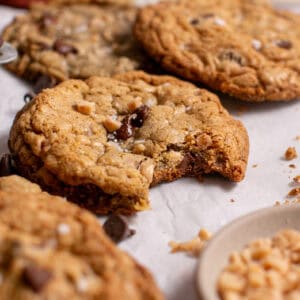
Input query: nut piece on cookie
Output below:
<box><xmin>134</xmin><ymin>0</ymin><xmax>300</xmax><ymax>102</ymax></box>
<box><xmin>9</xmin><ymin>71</ymin><xmax>249</xmax><ymax>214</ymax></box>
<box><xmin>0</xmin><ymin>175</ymin><xmax>163</xmax><ymax>300</ymax></box>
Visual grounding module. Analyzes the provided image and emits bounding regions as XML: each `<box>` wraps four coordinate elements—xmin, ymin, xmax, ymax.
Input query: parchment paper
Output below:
<box><xmin>0</xmin><ymin>2</ymin><xmax>300</xmax><ymax>299</ymax></box>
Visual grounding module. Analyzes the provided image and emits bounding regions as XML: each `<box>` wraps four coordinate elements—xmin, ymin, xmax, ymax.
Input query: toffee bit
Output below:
<box><xmin>169</xmin><ymin>229</ymin><xmax>212</xmax><ymax>257</ymax></box>
<box><xmin>285</xmin><ymin>147</ymin><xmax>297</xmax><ymax>161</ymax></box>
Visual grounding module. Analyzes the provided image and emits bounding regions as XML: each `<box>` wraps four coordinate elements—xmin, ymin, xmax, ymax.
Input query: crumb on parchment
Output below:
<box><xmin>169</xmin><ymin>229</ymin><xmax>212</xmax><ymax>257</ymax></box>
<box><xmin>285</xmin><ymin>147</ymin><xmax>298</xmax><ymax>161</ymax></box>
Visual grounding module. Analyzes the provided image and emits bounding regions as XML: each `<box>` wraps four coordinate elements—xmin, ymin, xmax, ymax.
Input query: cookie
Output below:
<box><xmin>134</xmin><ymin>0</ymin><xmax>300</xmax><ymax>102</ymax></box>
<box><xmin>0</xmin><ymin>175</ymin><xmax>163</xmax><ymax>300</ymax></box>
<box><xmin>9</xmin><ymin>71</ymin><xmax>249</xmax><ymax>214</ymax></box>
<box><xmin>1</xmin><ymin>1</ymin><xmax>156</xmax><ymax>84</ymax></box>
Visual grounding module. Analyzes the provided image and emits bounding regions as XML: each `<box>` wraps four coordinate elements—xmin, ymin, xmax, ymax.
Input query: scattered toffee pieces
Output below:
<box><xmin>103</xmin><ymin>215</ymin><xmax>135</xmax><ymax>243</ymax></box>
<box><xmin>24</xmin><ymin>93</ymin><xmax>34</xmax><ymax>103</ymax></box>
<box><xmin>22</xmin><ymin>265</ymin><xmax>52</xmax><ymax>292</ymax></box>
<box><xmin>53</xmin><ymin>40</ymin><xmax>78</xmax><ymax>56</ymax></box>
<box><xmin>285</xmin><ymin>147</ymin><xmax>297</xmax><ymax>160</ymax></box>
<box><xmin>0</xmin><ymin>154</ymin><xmax>15</xmax><ymax>177</ymax></box>
<box><xmin>169</xmin><ymin>229</ymin><xmax>212</xmax><ymax>257</ymax></box>
<box><xmin>293</xmin><ymin>175</ymin><xmax>300</xmax><ymax>184</ymax></box>
<box><xmin>288</xmin><ymin>188</ymin><xmax>300</xmax><ymax>197</ymax></box>
<box><xmin>33</xmin><ymin>75</ymin><xmax>56</xmax><ymax>94</ymax></box>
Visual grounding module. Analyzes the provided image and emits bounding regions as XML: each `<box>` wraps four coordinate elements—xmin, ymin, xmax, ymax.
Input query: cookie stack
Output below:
<box><xmin>0</xmin><ymin>0</ymin><xmax>299</xmax><ymax>298</ymax></box>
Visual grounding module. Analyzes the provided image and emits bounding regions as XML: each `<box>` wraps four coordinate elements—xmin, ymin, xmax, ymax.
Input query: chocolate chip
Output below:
<box><xmin>33</xmin><ymin>75</ymin><xmax>56</xmax><ymax>94</ymax></box>
<box><xmin>24</xmin><ymin>93</ymin><xmax>34</xmax><ymax>103</ymax></box>
<box><xmin>190</xmin><ymin>19</ymin><xmax>199</xmax><ymax>25</ymax></box>
<box><xmin>0</xmin><ymin>154</ymin><xmax>15</xmax><ymax>177</ymax></box>
<box><xmin>22</xmin><ymin>265</ymin><xmax>52</xmax><ymax>292</ymax></box>
<box><xmin>40</xmin><ymin>13</ymin><xmax>57</xmax><ymax>29</ymax></box>
<box><xmin>275</xmin><ymin>40</ymin><xmax>293</xmax><ymax>49</ymax></box>
<box><xmin>131</xmin><ymin>105</ymin><xmax>150</xmax><ymax>128</ymax></box>
<box><xmin>219</xmin><ymin>50</ymin><xmax>245</xmax><ymax>65</ymax></box>
<box><xmin>115</xmin><ymin>116</ymin><xmax>134</xmax><ymax>140</ymax></box>
<box><xmin>103</xmin><ymin>215</ymin><xmax>135</xmax><ymax>243</ymax></box>
<box><xmin>53</xmin><ymin>39</ymin><xmax>78</xmax><ymax>55</ymax></box>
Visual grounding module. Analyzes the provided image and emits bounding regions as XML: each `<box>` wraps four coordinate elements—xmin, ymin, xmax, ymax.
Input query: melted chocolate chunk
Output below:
<box><xmin>115</xmin><ymin>116</ymin><xmax>134</xmax><ymax>140</ymax></box>
<box><xmin>33</xmin><ymin>75</ymin><xmax>56</xmax><ymax>94</ymax></box>
<box><xmin>0</xmin><ymin>154</ymin><xmax>16</xmax><ymax>177</ymax></box>
<box><xmin>53</xmin><ymin>40</ymin><xmax>78</xmax><ymax>55</ymax></box>
<box><xmin>22</xmin><ymin>265</ymin><xmax>52</xmax><ymax>292</ymax></box>
<box><xmin>103</xmin><ymin>215</ymin><xmax>135</xmax><ymax>243</ymax></box>
<box><xmin>131</xmin><ymin>105</ymin><xmax>150</xmax><ymax>128</ymax></box>
<box><xmin>190</xmin><ymin>19</ymin><xmax>199</xmax><ymax>25</ymax></box>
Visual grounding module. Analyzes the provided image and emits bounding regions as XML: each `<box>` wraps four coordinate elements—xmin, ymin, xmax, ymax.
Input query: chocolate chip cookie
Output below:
<box><xmin>134</xmin><ymin>0</ymin><xmax>300</xmax><ymax>102</ymax></box>
<box><xmin>1</xmin><ymin>1</ymin><xmax>156</xmax><ymax>83</ymax></box>
<box><xmin>9</xmin><ymin>71</ymin><xmax>249</xmax><ymax>214</ymax></box>
<box><xmin>0</xmin><ymin>175</ymin><xmax>163</xmax><ymax>300</ymax></box>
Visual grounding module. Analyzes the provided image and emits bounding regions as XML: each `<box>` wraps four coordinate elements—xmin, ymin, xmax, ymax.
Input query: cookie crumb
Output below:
<box><xmin>289</xmin><ymin>164</ymin><xmax>296</xmax><ymax>169</ymax></box>
<box><xmin>57</xmin><ymin>223</ymin><xmax>70</xmax><ymax>235</ymax></box>
<box><xmin>74</xmin><ymin>101</ymin><xmax>95</xmax><ymax>115</ymax></box>
<box><xmin>293</xmin><ymin>175</ymin><xmax>300</xmax><ymax>184</ymax></box>
<box><xmin>230</xmin><ymin>198</ymin><xmax>235</xmax><ymax>203</ymax></box>
<box><xmin>169</xmin><ymin>228</ymin><xmax>212</xmax><ymax>257</ymax></box>
<box><xmin>288</xmin><ymin>188</ymin><xmax>300</xmax><ymax>197</ymax></box>
<box><xmin>252</xmin><ymin>164</ymin><xmax>258</xmax><ymax>168</ymax></box>
<box><xmin>285</xmin><ymin>147</ymin><xmax>297</xmax><ymax>160</ymax></box>
<box><xmin>296</xmin><ymin>136</ymin><xmax>300</xmax><ymax>141</ymax></box>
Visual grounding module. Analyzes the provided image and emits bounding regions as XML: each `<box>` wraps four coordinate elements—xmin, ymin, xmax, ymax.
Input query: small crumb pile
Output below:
<box><xmin>218</xmin><ymin>229</ymin><xmax>300</xmax><ymax>300</ymax></box>
<box><xmin>169</xmin><ymin>229</ymin><xmax>212</xmax><ymax>257</ymax></box>
<box><xmin>285</xmin><ymin>147</ymin><xmax>298</xmax><ymax>161</ymax></box>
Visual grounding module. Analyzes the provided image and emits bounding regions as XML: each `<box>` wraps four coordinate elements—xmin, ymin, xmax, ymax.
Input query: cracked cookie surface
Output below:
<box><xmin>0</xmin><ymin>175</ymin><xmax>163</xmax><ymax>300</ymax></box>
<box><xmin>1</xmin><ymin>1</ymin><xmax>156</xmax><ymax>83</ymax></box>
<box><xmin>134</xmin><ymin>0</ymin><xmax>300</xmax><ymax>102</ymax></box>
<box><xmin>9</xmin><ymin>71</ymin><xmax>249</xmax><ymax>214</ymax></box>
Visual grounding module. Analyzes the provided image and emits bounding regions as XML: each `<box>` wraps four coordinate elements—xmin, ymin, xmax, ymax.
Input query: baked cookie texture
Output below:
<box><xmin>9</xmin><ymin>71</ymin><xmax>249</xmax><ymax>214</ymax></box>
<box><xmin>1</xmin><ymin>0</ymin><xmax>156</xmax><ymax>83</ymax></box>
<box><xmin>134</xmin><ymin>0</ymin><xmax>300</xmax><ymax>102</ymax></box>
<box><xmin>0</xmin><ymin>175</ymin><xmax>163</xmax><ymax>300</ymax></box>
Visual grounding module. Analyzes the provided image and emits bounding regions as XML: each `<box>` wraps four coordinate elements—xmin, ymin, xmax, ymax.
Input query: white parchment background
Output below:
<box><xmin>0</xmin><ymin>2</ymin><xmax>300</xmax><ymax>299</ymax></box>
